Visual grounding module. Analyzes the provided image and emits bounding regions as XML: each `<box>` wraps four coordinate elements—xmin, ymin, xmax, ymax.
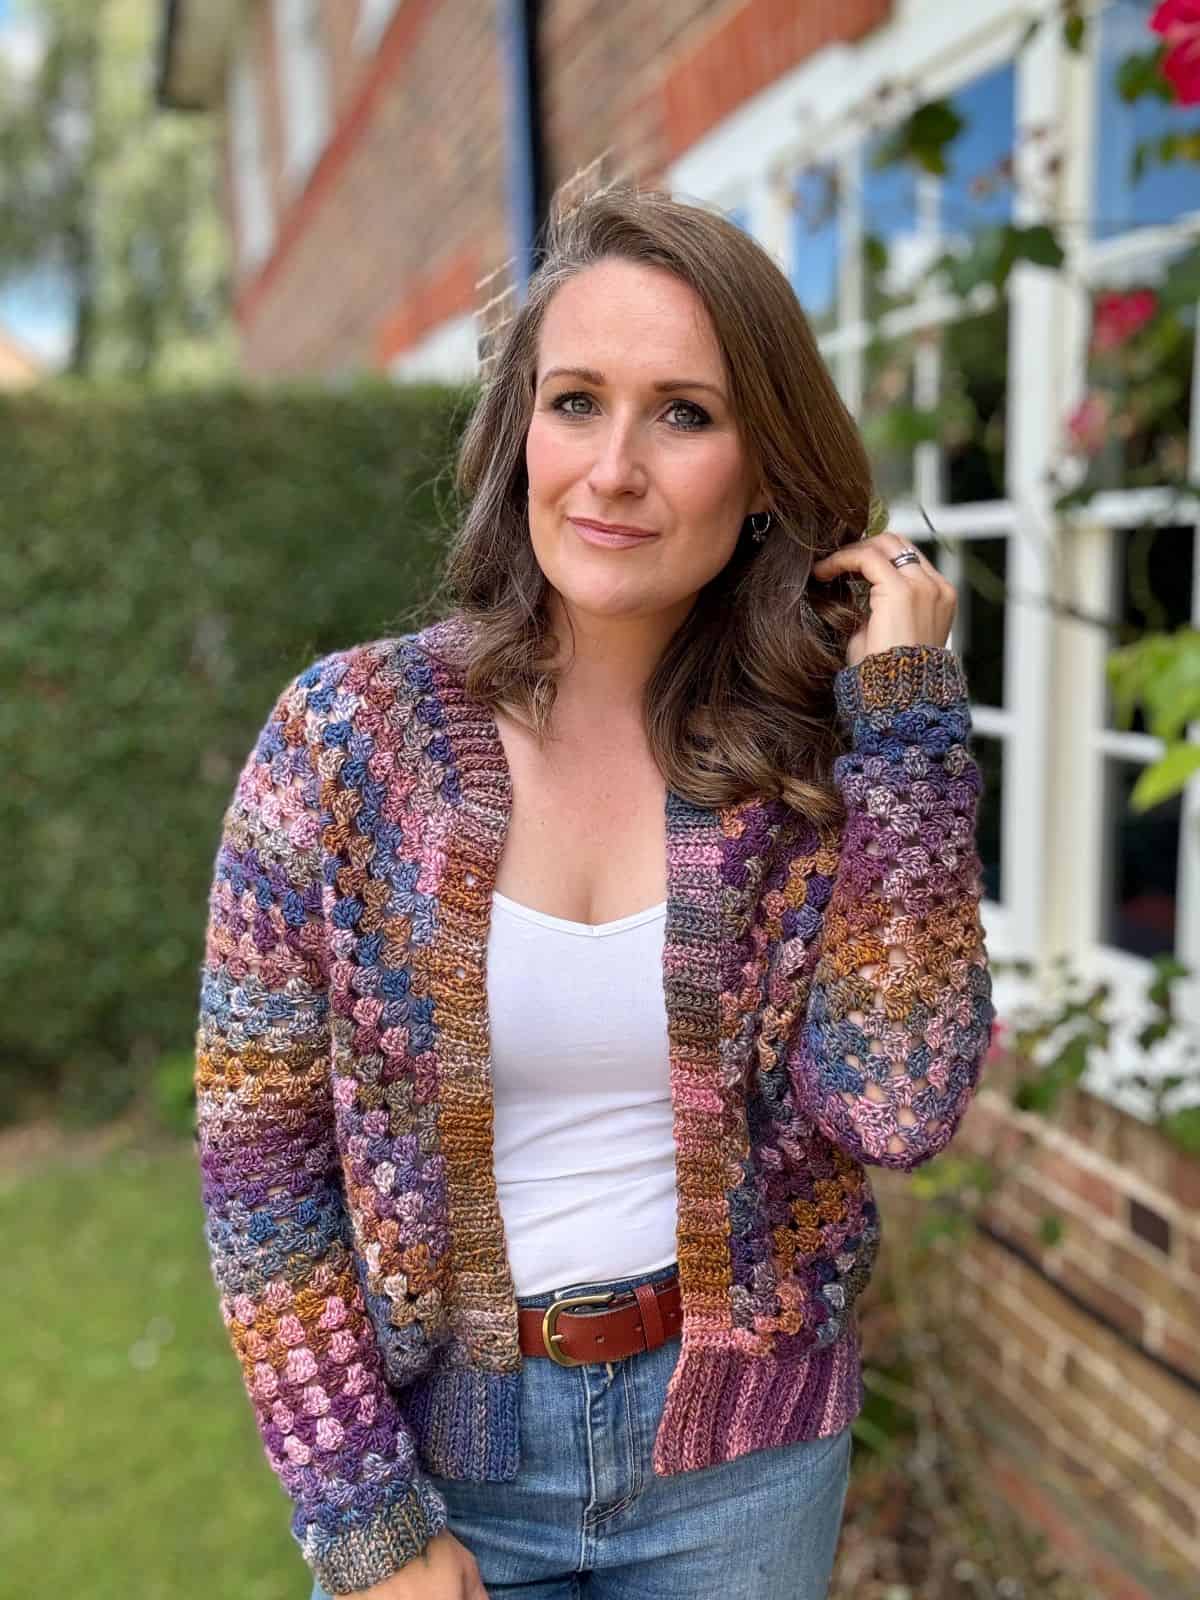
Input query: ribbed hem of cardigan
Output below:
<box><xmin>650</xmin><ymin>1325</ymin><xmax>864</xmax><ymax>1476</ymax></box>
<box><xmin>402</xmin><ymin>1365</ymin><xmax>523</xmax><ymax>1479</ymax></box>
<box><xmin>833</xmin><ymin>643</ymin><xmax>967</xmax><ymax>729</ymax></box>
<box><xmin>300</xmin><ymin>1473</ymin><xmax>449</xmax><ymax>1595</ymax></box>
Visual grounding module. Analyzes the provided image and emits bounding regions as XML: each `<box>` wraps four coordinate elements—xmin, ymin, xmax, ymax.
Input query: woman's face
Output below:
<box><xmin>525</xmin><ymin>258</ymin><xmax>763</xmax><ymax>632</ymax></box>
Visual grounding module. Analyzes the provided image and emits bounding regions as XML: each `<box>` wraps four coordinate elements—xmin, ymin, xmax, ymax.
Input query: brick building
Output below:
<box><xmin>0</xmin><ymin>324</ymin><xmax>45</xmax><ymax>388</ymax></box>
<box><xmin>158</xmin><ymin>3</ymin><xmax>1200</xmax><ymax>1596</ymax></box>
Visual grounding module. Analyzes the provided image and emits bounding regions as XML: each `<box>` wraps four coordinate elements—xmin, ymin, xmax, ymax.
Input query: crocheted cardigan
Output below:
<box><xmin>194</xmin><ymin>613</ymin><xmax>994</xmax><ymax>1594</ymax></box>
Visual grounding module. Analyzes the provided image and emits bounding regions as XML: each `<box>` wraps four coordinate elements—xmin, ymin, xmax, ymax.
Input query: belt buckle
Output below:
<box><xmin>541</xmin><ymin>1290</ymin><xmax>616</xmax><ymax>1366</ymax></box>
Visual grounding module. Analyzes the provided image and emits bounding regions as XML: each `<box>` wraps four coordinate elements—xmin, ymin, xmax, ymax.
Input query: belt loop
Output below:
<box><xmin>633</xmin><ymin>1279</ymin><xmax>666</xmax><ymax>1351</ymax></box>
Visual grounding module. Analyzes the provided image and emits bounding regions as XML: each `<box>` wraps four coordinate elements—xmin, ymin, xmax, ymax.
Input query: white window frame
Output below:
<box><xmin>273</xmin><ymin>0</ymin><xmax>332</xmax><ymax>189</ymax></box>
<box><xmin>355</xmin><ymin>0</ymin><xmax>401</xmax><ymax>54</ymax></box>
<box><xmin>667</xmin><ymin>0</ymin><xmax>1200</xmax><ymax>1115</ymax></box>
<box><xmin>683</xmin><ymin>8</ymin><xmax>1039</xmax><ymax>971</ymax></box>
<box><xmin>668</xmin><ymin>0</ymin><xmax>1200</xmax><ymax>1113</ymax></box>
<box><xmin>1052</xmin><ymin>0</ymin><xmax>1200</xmax><ymax>1102</ymax></box>
<box><xmin>227</xmin><ymin>28</ymin><xmax>275</xmax><ymax>273</ymax></box>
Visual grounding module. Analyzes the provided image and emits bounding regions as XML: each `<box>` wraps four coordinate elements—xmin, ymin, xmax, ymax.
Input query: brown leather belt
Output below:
<box><xmin>518</xmin><ymin>1272</ymin><xmax>682</xmax><ymax>1367</ymax></box>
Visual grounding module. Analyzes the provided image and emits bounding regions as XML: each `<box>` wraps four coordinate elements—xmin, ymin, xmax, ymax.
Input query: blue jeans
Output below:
<box><xmin>311</xmin><ymin>1261</ymin><xmax>853</xmax><ymax>1598</ymax></box>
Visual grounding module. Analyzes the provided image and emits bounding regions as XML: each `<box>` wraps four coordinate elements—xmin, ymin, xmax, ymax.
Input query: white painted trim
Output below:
<box><xmin>386</xmin><ymin>312</ymin><xmax>479</xmax><ymax>384</ymax></box>
<box><xmin>355</xmin><ymin>0</ymin><xmax>401</xmax><ymax>54</ymax></box>
<box><xmin>272</xmin><ymin>0</ymin><xmax>332</xmax><ymax>189</ymax></box>
<box><xmin>669</xmin><ymin>0</ymin><xmax>1050</xmax><ymax>202</ymax></box>
<box><xmin>227</xmin><ymin>29</ymin><xmax>274</xmax><ymax>273</ymax></box>
<box><xmin>664</xmin><ymin>0</ymin><xmax>1200</xmax><ymax>1116</ymax></box>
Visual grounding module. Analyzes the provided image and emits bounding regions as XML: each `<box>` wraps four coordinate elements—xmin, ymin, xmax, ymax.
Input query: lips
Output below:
<box><xmin>568</xmin><ymin>517</ymin><xmax>659</xmax><ymax>549</ymax></box>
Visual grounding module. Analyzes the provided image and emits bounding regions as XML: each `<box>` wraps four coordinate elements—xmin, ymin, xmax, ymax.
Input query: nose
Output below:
<box><xmin>586</xmin><ymin>414</ymin><xmax>647</xmax><ymax>500</ymax></box>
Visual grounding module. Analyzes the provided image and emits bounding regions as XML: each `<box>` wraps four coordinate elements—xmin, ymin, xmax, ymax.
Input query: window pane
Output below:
<box><xmin>974</xmin><ymin>734</ymin><xmax>1004</xmax><ymax>904</ymax></box>
<box><xmin>791</xmin><ymin>166</ymin><xmax>839</xmax><ymax>335</ymax></box>
<box><xmin>1081</xmin><ymin>282</ymin><xmax>1194</xmax><ymax>492</ymax></box>
<box><xmin>1094</xmin><ymin>0</ymin><xmax>1200</xmax><ymax>240</ymax></box>
<box><xmin>940</xmin><ymin>304</ymin><xmax>1009</xmax><ymax>503</ymax></box>
<box><xmin>1107</xmin><ymin>524</ymin><xmax>1196</xmax><ymax>733</ymax></box>
<box><xmin>941</xmin><ymin>62</ymin><xmax>1016</xmax><ymax>241</ymax></box>
<box><xmin>861</xmin><ymin>136</ymin><xmax>921</xmax><ymax>318</ymax></box>
<box><xmin>861</xmin><ymin>332</ymin><xmax>917</xmax><ymax>499</ymax></box>
<box><xmin>955</xmin><ymin>537</ymin><xmax>1008</xmax><ymax>708</ymax></box>
<box><xmin>1101</xmin><ymin>756</ymin><xmax>1181</xmax><ymax>957</ymax></box>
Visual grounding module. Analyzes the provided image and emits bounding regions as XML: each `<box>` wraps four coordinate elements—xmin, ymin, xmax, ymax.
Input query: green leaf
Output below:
<box><xmin>1014</xmin><ymin>222</ymin><xmax>1065</xmax><ymax>269</ymax></box>
<box><xmin>1161</xmin><ymin>243</ymin><xmax>1200</xmax><ymax>313</ymax></box>
<box><xmin>1063</xmin><ymin>11</ymin><xmax>1086</xmax><ymax>53</ymax></box>
<box><xmin>863</xmin><ymin>233</ymin><xmax>890</xmax><ymax>275</ymax></box>
<box><xmin>1039</xmin><ymin>1213</ymin><xmax>1065</xmax><ymax>1247</ymax></box>
<box><xmin>1116</xmin><ymin>46</ymin><xmax>1173</xmax><ymax>104</ymax></box>
<box><xmin>1130</xmin><ymin>743</ymin><xmax>1200</xmax><ymax>811</ymax></box>
<box><xmin>1136</xmin><ymin>1018</ymin><xmax>1172</xmax><ymax>1051</ymax></box>
<box><xmin>1160</xmin><ymin>1105</ymin><xmax>1200</xmax><ymax>1156</ymax></box>
<box><xmin>872</xmin><ymin>99</ymin><xmax>965</xmax><ymax>178</ymax></box>
<box><xmin>935</xmin><ymin>222</ymin><xmax>1063</xmax><ymax>298</ymax></box>
<box><xmin>862</xmin><ymin>401</ymin><xmax>945</xmax><ymax>450</ymax></box>
<box><xmin>1108</xmin><ymin>628</ymin><xmax>1200</xmax><ymax>741</ymax></box>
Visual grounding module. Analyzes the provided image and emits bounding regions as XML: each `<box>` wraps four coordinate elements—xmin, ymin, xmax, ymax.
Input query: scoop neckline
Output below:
<box><xmin>491</xmin><ymin>888</ymin><xmax>668</xmax><ymax>938</ymax></box>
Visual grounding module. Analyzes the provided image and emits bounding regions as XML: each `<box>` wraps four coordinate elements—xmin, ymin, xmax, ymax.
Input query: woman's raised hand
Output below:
<box><xmin>339</xmin><ymin>1528</ymin><xmax>489</xmax><ymax>1600</ymax></box>
<box><xmin>811</xmin><ymin>529</ymin><xmax>957</xmax><ymax>669</ymax></box>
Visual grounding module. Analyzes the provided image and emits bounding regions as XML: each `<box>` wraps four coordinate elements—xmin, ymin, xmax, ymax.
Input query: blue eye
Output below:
<box><xmin>664</xmin><ymin>399</ymin><xmax>710</xmax><ymax>430</ymax></box>
<box><xmin>549</xmin><ymin>393</ymin><xmax>711</xmax><ymax>430</ymax></box>
<box><xmin>552</xmin><ymin>392</ymin><xmax>595</xmax><ymax>417</ymax></box>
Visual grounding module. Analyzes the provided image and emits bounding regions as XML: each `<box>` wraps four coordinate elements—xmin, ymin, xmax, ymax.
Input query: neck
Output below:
<box><xmin>545</xmin><ymin>591</ymin><xmax>693</xmax><ymax>724</ymax></box>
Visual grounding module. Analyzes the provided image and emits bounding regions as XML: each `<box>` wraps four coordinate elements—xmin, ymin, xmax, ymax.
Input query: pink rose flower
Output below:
<box><xmin>1151</xmin><ymin>0</ymin><xmax>1200</xmax><ymax>105</ymax></box>
<box><xmin>1067</xmin><ymin>391</ymin><xmax>1112</xmax><ymax>455</ymax></box>
<box><xmin>1091</xmin><ymin>289</ymin><xmax>1158</xmax><ymax>352</ymax></box>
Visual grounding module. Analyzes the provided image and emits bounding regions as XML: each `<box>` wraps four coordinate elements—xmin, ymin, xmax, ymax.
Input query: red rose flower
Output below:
<box><xmin>1067</xmin><ymin>391</ymin><xmax>1112</xmax><ymax>455</ymax></box>
<box><xmin>1091</xmin><ymin>289</ymin><xmax>1159</xmax><ymax>352</ymax></box>
<box><xmin>1151</xmin><ymin>0</ymin><xmax>1200</xmax><ymax>104</ymax></box>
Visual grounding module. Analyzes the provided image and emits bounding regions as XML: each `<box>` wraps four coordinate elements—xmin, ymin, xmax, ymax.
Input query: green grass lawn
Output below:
<box><xmin>0</xmin><ymin>1129</ymin><xmax>306</xmax><ymax>1598</ymax></box>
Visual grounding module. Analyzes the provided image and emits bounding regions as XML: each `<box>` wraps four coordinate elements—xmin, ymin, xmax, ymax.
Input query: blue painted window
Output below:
<box><xmin>861</xmin><ymin>135</ymin><xmax>920</xmax><ymax>317</ymax></box>
<box><xmin>941</xmin><ymin>61</ymin><xmax>1016</xmax><ymax>237</ymax></box>
<box><xmin>790</xmin><ymin>167</ymin><xmax>839</xmax><ymax>333</ymax></box>
<box><xmin>1094</xmin><ymin>0</ymin><xmax>1200</xmax><ymax>239</ymax></box>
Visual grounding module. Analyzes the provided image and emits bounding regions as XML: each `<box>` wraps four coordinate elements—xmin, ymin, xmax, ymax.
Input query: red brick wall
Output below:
<box><xmin>539</xmin><ymin>0</ymin><xmax>726</xmax><ymax>188</ymax></box>
<box><xmin>890</xmin><ymin>1061</ymin><xmax>1200</xmax><ymax>1598</ymax></box>
<box><xmin>231</xmin><ymin>0</ymin><xmax>506</xmax><ymax>376</ymax></box>
<box><xmin>222</xmin><ymin>0</ymin><xmax>895</xmax><ymax>375</ymax></box>
<box><xmin>541</xmin><ymin>0</ymin><xmax>893</xmax><ymax>185</ymax></box>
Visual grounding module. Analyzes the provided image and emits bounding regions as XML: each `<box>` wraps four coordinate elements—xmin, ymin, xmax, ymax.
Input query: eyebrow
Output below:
<box><xmin>538</xmin><ymin>365</ymin><xmax>728</xmax><ymax>401</ymax></box>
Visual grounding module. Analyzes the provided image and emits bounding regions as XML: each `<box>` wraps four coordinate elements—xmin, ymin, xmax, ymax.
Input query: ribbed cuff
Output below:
<box><xmin>301</xmin><ymin>1474</ymin><xmax>449</xmax><ymax>1596</ymax></box>
<box><xmin>833</xmin><ymin>644</ymin><xmax>967</xmax><ymax>730</ymax></box>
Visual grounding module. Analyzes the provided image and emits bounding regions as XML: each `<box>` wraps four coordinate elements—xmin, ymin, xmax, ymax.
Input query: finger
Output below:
<box><xmin>813</xmin><ymin>537</ymin><xmax>937</xmax><ymax>585</ymax></box>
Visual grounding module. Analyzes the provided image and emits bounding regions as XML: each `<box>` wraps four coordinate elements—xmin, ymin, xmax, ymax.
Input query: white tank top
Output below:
<box><xmin>486</xmin><ymin>889</ymin><xmax>680</xmax><ymax>1296</ymax></box>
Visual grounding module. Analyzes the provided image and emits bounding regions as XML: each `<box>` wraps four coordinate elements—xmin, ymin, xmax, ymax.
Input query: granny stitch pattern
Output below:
<box><xmin>194</xmin><ymin>615</ymin><xmax>994</xmax><ymax>1592</ymax></box>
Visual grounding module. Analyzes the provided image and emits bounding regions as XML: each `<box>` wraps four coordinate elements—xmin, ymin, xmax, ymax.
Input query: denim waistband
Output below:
<box><xmin>515</xmin><ymin>1260</ymin><xmax>679</xmax><ymax>1309</ymax></box>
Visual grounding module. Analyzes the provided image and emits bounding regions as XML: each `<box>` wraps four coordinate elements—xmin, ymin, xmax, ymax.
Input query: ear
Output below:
<box><xmin>746</xmin><ymin>470</ymin><xmax>770</xmax><ymax>520</ymax></box>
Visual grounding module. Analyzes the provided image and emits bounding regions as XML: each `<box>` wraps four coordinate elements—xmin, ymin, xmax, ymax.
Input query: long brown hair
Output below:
<box><xmin>420</xmin><ymin>183</ymin><xmax>875</xmax><ymax>823</ymax></box>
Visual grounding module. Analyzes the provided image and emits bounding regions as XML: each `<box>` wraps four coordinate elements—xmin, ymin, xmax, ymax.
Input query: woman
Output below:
<box><xmin>194</xmin><ymin>185</ymin><xmax>993</xmax><ymax>1600</ymax></box>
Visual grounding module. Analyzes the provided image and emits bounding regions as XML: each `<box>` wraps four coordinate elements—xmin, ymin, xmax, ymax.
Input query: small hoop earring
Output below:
<box><xmin>749</xmin><ymin>511</ymin><xmax>772</xmax><ymax>544</ymax></box>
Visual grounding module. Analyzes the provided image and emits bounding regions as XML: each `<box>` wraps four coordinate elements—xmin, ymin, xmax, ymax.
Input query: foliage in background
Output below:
<box><xmin>1</xmin><ymin>376</ymin><xmax>472</xmax><ymax>1125</ymax></box>
<box><xmin>0</xmin><ymin>0</ymin><xmax>233</xmax><ymax>377</ymax></box>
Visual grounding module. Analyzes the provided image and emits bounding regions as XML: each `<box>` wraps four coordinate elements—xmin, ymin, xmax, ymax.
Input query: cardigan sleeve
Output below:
<box><xmin>788</xmin><ymin>643</ymin><xmax>995</xmax><ymax>1170</ymax></box>
<box><xmin>193</xmin><ymin>665</ymin><xmax>449</xmax><ymax>1595</ymax></box>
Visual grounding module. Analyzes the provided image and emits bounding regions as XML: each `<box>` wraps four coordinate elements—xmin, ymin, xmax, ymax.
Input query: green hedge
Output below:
<box><xmin>2</xmin><ymin>376</ymin><xmax>474</xmax><ymax>1125</ymax></box>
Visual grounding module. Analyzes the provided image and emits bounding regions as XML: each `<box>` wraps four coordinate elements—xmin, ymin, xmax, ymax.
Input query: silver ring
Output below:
<box><xmin>890</xmin><ymin>547</ymin><xmax>921</xmax><ymax>569</ymax></box>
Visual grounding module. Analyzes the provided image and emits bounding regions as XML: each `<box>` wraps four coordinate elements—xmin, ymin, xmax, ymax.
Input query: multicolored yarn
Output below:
<box><xmin>194</xmin><ymin>615</ymin><xmax>994</xmax><ymax>1593</ymax></box>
